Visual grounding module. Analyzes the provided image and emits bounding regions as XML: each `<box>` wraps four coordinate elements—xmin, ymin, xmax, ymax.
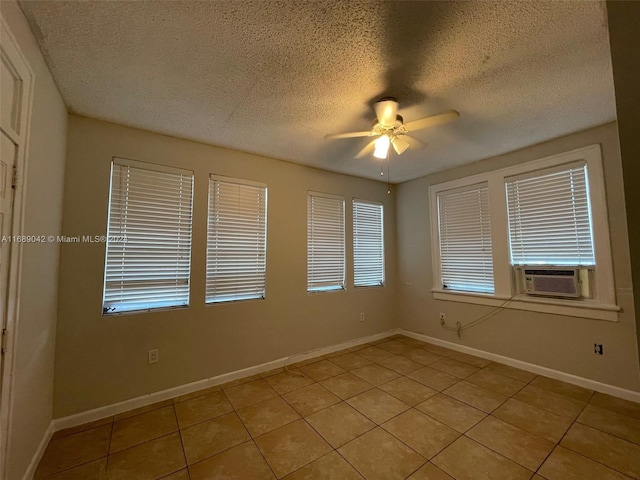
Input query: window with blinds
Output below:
<box><xmin>102</xmin><ymin>158</ymin><xmax>194</xmax><ymax>314</ymax></box>
<box><xmin>437</xmin><ymin>184</ymin><xmax>494</xmax><ymax>294</ymax></box>
<box><xmin>506</xmin><ymin>162</ymin><xmax>595</xmax><ymax>266</ymax></box>
<box><xmin>353</xmin><ymin>199</ymin><xmax>385</xmax><ymax>287</ymax></box>
<box><xmin>307</xmin><ymin>192</ymin><xmax>345</xmax><ymax>292</ymax></box>
<box><xmin>206</xmin><ymin>176</ymin><xmax>267</xmax><ymax>303</ymax></box>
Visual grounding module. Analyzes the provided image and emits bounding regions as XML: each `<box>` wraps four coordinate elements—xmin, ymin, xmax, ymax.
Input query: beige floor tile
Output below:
<box><xmin>376</xmin><ymin>340</ymin><xmax>415</xmax><ymax>355</ymax></box>
<box><xmin>493</xmin><ymin>398</ymin><xmax>573</xmax><ymax>443</ymax></box>
<box><xmin>188</xmin><ymin>441</ymin><xmax>276</xmax><ymax>480</ymax></box>
<box><xmin>223</xmin><ymin>379</ymin><xmax>279</xmax><ymax>409</ymax></box>
<box><xmin>282</xmin><ymin>451</ymin><xmax>363</xmax><ymax>479</ymax></box>
<box><xmin>110</xmin><ymin>406</ymin><xmax>178</xmax><ymax>453</ymax></box>
<box><xmin>448</xmin><ymin>352</ymin><xmax>491</xmax><ymax>368</ymax></box>
<box><xmin>407</xmin><ymin>462</ymin><xmax>454</xmax><ymax>479</ymax></box>
<box><xmin>113</xmin><ymin>400</ymin><xmax>173</xmax><ymax>422</ymax></box>
<box><xmin>379</xmin><ymin>377</ymin><xmax>438</xmax><ymax>406</ymax></box>
<box><xmin>35</xmin><ymin>425</ymin><xmax>111</xmax><ymax>478</ymax></box>
<box><xmin>105</xmin><ymin>433</ymin><xmax>185</xmax><ymax>480</ymax></box>
<box><xmin>429</xmin><ymin>358</ymin><xmax>480</xmax><ymax>379</ymax></box>
<box><xmin>298</xmin><ymin>360</ymin><xmax>346</xmax><ymax>381</ymax></box>
<box><xmin>356</xmin><ymin>346</ymin><xmax>395</xmax><ymax>362</ymax></box>
<box><xmin>52</xmin><ymin>417</ymin><xmax>113</xmax><ymax>441</ymax></box>
<box><xmin>432</xmin><ymin>436</ymin><xmax>531</xmax><ymax>480</ymax></box>
<box><xmin>578</xmin><ymin>404</ymin><xmax>640</xmax><ymax>445</ymax></box>
<box><xmin>421</xmin><ymin>344</ymin><xmax>457</xmax><ymax>357</ymax></box>
<box><xmin>160</xmin><ymin>470</ymin><xmax>190</xmax><ymax>480</ymax></box>
<box><xmin>382</xmin><ymin>409</ymin><xmax>459</xmax><ymax>459</ymax></box>
<box><xmin>339</xmin><ymin>427</ymin><xmax>426</xmax><ymax>480</ymax></box>
<box><xmin>328</xmin><ymin>353</ymin><xmax>372</xmax><ymax>370</ymax></box>
<box><xmin>402</xmin><ymin>348</ymin><xmax>444</xmax><ymax>366</ymax></box>
<box><xmin>416</xmin><ymin>394</ymin><xmax>486</xmax><ymax>433</ymax></box>
<box><xmin>237</xmin><ymin>396</ymin><xmax>301</xmax><ymax>437</ymax></box>
<box><xmin>306</xmin><ymin>402</ymin><xmax>375</xmax><ymax>448</ymax></box>
<box><xmin>174</xmin><ymin>390</ymin><xmax>233</xmax><ymax>428</ymax></box>
<box><xmin>221</xmin><ymin>373</ymin><xmax>263</xmax><ymax>389</ymax></box>
<box><xmin>443</xmin><ymin>381</ymin><xmax>508</xmax><ymax>413</ymax></box>
<box><xmin>283</xmin><ymin>383</ymin><xmax>341</xmax><ymax>417</ymax></box>
<box><xmin>377</xmin><ymin>355</ymin><xmax>423</xmax><ymax>375</ymax></box>
<box><xmin>172</xmin><ymin>385</ymin><xmax>221</xmax><ymax>404</ymax></box>
<box><xmin>560</xmin><ymin>422</ymin><xmax>640</xmax><ymax>478</ymax></box>
<box><xmin>46</xmin><ymin>458</ymin><xmax>107</xmax><ymax>480</ymax></box>
<box><xmin>466</xmin><ymin>416</ymin><xmax>554</xmax><ymax>471</ymax></box>
<box><xmin>347</xmin><ymin>388</ymin><xmax>410</xmax><ymax>424</ymax></box>
<box><xmin>538</xmin><ymin>446</ymin><xmax>632</xmax><ymax>480</ymax></box>
<box><xmin>350</xmin><ymin>363</ymin><xmax>400</xmax><ymax>386</ymax></box>
<box><xmin>530</xmin><ymin>376</ymin><xmax>593</xmax><ymax>402</ymax></box>
<box><xmin>407</xmin><ymin>367</ymin><xmax>459</xmax><ymax>391</ymax></box>
<box><xmin>261</xmin><ymin>367</ymin><xmax>287</xmax><ymax>378</ymax></box>
<box><xmin>320</xmin><ymin>372</ymin><xmax>373</xmax><ymax>400</ymax></box>
<box><xmin>590</xmin><ymin>392</ymin><xmax>640</xmax><ymax>420</ymax></box>
<box><xmin>465</xmin><ymin>369</ymin><xmax>526</xmax><ymax>397</ymax></box>
<box><xmin>264</xmin><ymin>369</ymin><xmax>315</xmax><ymax>395</ymax></box>
<box><xmin>485</xmin><ymin>363</ymin><xmax>536</xmax><ymax>382</ymax></box>
<box><xmin>181</xmin><ymin>412</ymin><xmax>251</xmax><ymax>465</ymax></box>
<box><xmin>254</xmin><ymin>419</ymin><xmax>332</xmax><ymax>478</ymax></box>
<box><xmin>514</xmin><ymin>384</ymin><xmax>587</xmax><ymax>418</ymax></box>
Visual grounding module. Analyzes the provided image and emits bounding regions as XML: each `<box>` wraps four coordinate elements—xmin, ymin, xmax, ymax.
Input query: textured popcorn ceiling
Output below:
<box><xmin>19</xmin><ymin>0</ymin><xmax>616</xmax><ymax>183</ymax></box>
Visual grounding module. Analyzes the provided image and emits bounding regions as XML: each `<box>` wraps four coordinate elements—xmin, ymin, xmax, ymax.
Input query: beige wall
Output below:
<box><xmin>54</xmin><ymin>115</ymin><xmax>397</xmax><ymax>417</ymax></box>
<box><xmin>0</xmin><ymin>2</ymin><xmax>68</xmax><ymax>479</ymax></box>
<box><xmin>396</xmin><ymin>122</ymin><xmax>640</xmax><ymax>392</ymax></box>
<box><xmin>607</xmin><ymin>1</ymin><xmax>640</xmax><ymax>377</ymax></box>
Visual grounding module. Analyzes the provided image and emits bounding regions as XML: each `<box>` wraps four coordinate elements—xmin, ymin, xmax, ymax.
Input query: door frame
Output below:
<box><xmin>0</xmin><ymin>15</ymin><xmax>35</xmax><ymax>480</ymax></box>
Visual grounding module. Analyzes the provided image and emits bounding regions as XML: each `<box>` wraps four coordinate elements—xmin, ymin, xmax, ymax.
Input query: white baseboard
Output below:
<box><xmin>400</xmin><ymin>329</ymin><xmax>640</xmax><ymax>403</ymax></box>
<box><xmin>53</xmin><ymin>329</ymin><xmax>399</xmax><ymax>432</ymax></box>
<box><xmin>21</xmin><ymin>422</ymin><xmax>53</xmax><ymax>480</ymax></box>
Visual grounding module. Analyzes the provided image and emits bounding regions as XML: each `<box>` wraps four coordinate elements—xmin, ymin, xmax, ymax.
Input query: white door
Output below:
<box><xmin>0</xmin><ymin>18</ymin><xmax>33</xmax><ymax>479</ymax></box>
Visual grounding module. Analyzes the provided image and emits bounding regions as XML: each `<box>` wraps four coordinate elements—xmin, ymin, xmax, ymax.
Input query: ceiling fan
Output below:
<box><xmin>324</xmin><ymin>97</ymin><xmax>460</xmax><ymax>159</ymax></box>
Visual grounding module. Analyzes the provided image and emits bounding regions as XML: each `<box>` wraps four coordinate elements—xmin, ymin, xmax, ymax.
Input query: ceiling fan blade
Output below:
<box><xmin>391</xmin><ymin>136</ymin><xmax>410</xmax><ymax>155</ymax></box>
<box><xmin>324</xmin><ymin>131</ymin><xmax>373</xmax><ymax>140</ymax></box>
<box><xmin>374</xmin><ymin>99</ymin><xmax>398</xmax><ymax>126</ymax></box>
<box><xmin>405</xmin><ymin>110</ymin><xmax>460</xmax><ymax>131</ymax></box>
<box><xmin>354</xmin><ymin>139</ymin><xmax>378</xmax><ymax>159</ymax></box>
<box><xmin>403</xmin><ymin>134</ymin><xmax>428</xmax><ymax>150</ymax></box>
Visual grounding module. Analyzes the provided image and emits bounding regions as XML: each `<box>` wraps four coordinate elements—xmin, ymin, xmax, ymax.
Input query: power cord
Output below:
<box><xmin>440</xmin><ymin>295</ymin><xmax>516</xmax><ymax>338</ymax></box>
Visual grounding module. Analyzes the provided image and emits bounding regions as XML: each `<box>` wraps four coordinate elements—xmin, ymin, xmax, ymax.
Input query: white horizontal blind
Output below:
<box><xmin>103</xmin><ymin>159</ymin><xmax>193</xmax><ymax>314</ymax></box>
<box><xmin>353</xmin><ymin>200</ymin><xmax>384</xmax><ymax>287</ymax></box>
<box><xmin>307</xmin><ymin>193</ymin><xmax>345</xmax><ymax>292</ymax></box>
<box><xmin>206</xmin><ymin>176</ymin><xmax>267</xmax><ymax>303</ymax></box>
<box><xmin>437</xmin><ymin>184</ymin><xmax>494</xmax><ymax>293</ymax></box>
<box><xmin>506</xmin><ymin>162</ymin><xmax>595</xmax><ymax>266</ymax></box>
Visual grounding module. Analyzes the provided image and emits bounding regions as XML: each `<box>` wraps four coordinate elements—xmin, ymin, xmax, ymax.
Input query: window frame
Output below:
<box><xmin>307</xmin><ymin>191</ymin><xmax>346</xmax><ymax>293</ymax></box>
<box><xmin>353</xmin><ymin>198</ymin><xmax>385</xmax><ymax>288</ymax></box>
<box><xmin>429</xmin><ymin>144</ymin><xmax>618</xmax><ymax>321</ymax></box>
<box><xmin>102</xmin><ymin>157</ymin><xmax>194</xmax><ymax>316</ymax></box>
<box><xmin>205</xmin><ymin>175</ymin><xmax>268</xmax><ymax>305</ymax></box>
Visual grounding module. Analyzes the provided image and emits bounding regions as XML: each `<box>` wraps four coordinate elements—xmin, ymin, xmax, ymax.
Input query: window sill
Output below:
<box><xmin>431</xmin><ymin>289</ymin><xmax>620</xmax><ymax>322</ymax></box>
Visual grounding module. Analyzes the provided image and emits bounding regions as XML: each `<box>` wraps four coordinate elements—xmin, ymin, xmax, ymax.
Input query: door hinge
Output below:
<box><xmin>11</xmin><ymin>165</ymin><xmax>18</xmax><ymax>189</ymax></box>
<box><xmin>1</xmin><ymin>328</ymin><xmax>7</xmax><ymax>354</ymax></box>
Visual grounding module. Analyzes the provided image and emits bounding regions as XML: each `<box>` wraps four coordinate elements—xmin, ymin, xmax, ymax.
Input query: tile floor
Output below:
<box><xmin>35</xmin><ymin>335</ymin><xmax>640</xmax><ymax>479</ymax></box>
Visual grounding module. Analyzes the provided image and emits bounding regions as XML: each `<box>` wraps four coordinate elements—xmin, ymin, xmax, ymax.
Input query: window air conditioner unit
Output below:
<box><xmin>517</xmin><ymin>266</ymin><xmax>582</xmax><ymax>298</ymax></box>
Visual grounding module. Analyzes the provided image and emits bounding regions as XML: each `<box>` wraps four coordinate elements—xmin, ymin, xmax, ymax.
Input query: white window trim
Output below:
<box><xmin>205</xmin><ymin>175</ymin><xmax>268</xmax><ymax>304</ymax></box>
<box><xmin>429</xmin><ymin>144</ymin><xmax>619</xmax><ymax>322</ymax></box>
<box><xmin>353</xmin><ymin>198</ymin><xmax>385</xmax><ymax>288</ymax></box>
<box><xmin>307</xmin><ymin>191</ymin><xmax>346</xmax><ymax>293</ymax></box>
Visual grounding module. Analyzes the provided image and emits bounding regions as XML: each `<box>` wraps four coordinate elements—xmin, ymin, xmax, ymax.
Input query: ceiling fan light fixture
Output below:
<box><xmin>373</xmin><ymin>134</ymin><xmax>390</xmax><ymax>159</ymax></box>
<box><xmin>391</xmin><ymin>135</ymin><xmax>409</xmax><ymax>155</ymax></box>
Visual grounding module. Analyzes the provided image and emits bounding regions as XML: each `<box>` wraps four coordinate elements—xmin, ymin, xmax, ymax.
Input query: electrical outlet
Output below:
<box><xmin>148</xmin><ymin>349</ymin><xmax>159</xmax><ymax>364</ymax></box>
<box><xmin>439</xmin><ymin>312</ymin><xmax>446</xmax><ymax>325</ymax></box>
<box><xmin>359</xmin><ymin>312</ymin><xmax>365</xmax><ymax>322</ymax></box>
<box><xmin>594</xmin><ymin>344</ymin><xmax>603</xmax><ymax>355</ymax></box>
